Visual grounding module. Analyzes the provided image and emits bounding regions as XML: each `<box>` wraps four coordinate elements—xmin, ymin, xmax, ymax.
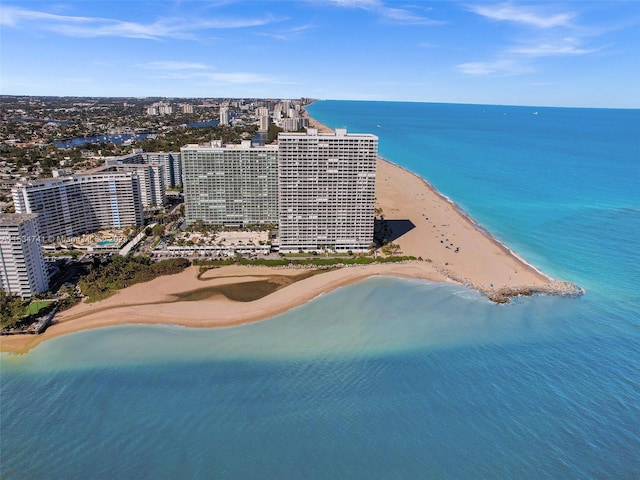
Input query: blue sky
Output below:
<box><xmin>1</xmin><ymin>1</ymin><xmax>639</xmax><ymax>107</ymax></box>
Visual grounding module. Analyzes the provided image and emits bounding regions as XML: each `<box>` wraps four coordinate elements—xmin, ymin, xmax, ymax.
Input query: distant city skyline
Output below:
<box><xmin>1</xmin><ymin>1</ymin><xmax>639</xmax><ymax>108</ymax></box>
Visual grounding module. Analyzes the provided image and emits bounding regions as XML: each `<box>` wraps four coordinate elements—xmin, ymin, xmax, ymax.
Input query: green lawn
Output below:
<box><xmin>24</xmin><ymin>300</ymin><xmax>53</xmax><ymax>317</ymax></box>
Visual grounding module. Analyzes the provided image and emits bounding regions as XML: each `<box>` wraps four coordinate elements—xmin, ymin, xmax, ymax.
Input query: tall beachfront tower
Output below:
<box><xmin>0</xmin><ymin>214</ymin><xmax>49</xmax><ymax>298</ymax></box>
<box><xmin>278</xmin><ymin>128</ymin><xmax>378</xmax><ymax>252</ymax></box>
<box><xmin>181</xmin><ymin>140</ymin><xmax>279</xmax><ymax>227</ymax></box>
<box><xmin>12</xmin><ymin>172</ymin><xmax>144</xmax><ymax>242</ymax></box>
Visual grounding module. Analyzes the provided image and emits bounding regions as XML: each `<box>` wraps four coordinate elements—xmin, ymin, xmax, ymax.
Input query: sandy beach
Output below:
<box><xmin>1</xmin><ymin>115</ymin><xmax>578</xmax><ymax>354</ymax></box>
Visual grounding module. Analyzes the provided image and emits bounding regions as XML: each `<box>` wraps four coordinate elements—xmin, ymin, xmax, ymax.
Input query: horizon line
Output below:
<box><xmin>1</xmin><ymin>94</ymin><xmax>638</xmax><ymax>110</ymax></box>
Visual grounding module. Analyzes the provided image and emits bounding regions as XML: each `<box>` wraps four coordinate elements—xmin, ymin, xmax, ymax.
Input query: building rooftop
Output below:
<box><xmin>181</xmin><ymin>140</ymin><xmax>278</xmax><ymax>151</ymax></box>
<box><xmin>279</xmin><ymin>128</ymin><xmax>377</xmax><ymax>139</ymax></box>
<box><xmin>12</xmin><ymin>170</ymin><xmax>137</xmax><ymax>186</ymax></box>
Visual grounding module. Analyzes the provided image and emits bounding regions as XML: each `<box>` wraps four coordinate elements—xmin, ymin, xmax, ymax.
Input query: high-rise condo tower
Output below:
<box><xmin>278</xmin><ymin>128</ymin><xmax>377</xmax><ymax>252</ymax></box>
<box><xmin>181</xmin><ymin>140</ymin><xmax>279</xmax><ymax>227</ymax></box>
<box><xmin>0</xmin><ymin>213</ymin><xmax>49</xmax><ymax>298</ymax></box>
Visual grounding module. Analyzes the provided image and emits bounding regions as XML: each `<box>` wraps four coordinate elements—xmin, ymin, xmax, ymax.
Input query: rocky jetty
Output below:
<box><xmin>487</xmin><ymin>281</ymin><xmax>584</xmax><ymax>304</ymax></box>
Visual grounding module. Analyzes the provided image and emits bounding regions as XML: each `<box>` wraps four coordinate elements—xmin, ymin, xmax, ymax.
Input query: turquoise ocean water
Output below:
<box><xmin>1</xmin><ymin>101</ymin><xmax>639</xmax><ymax>479</ymax></box>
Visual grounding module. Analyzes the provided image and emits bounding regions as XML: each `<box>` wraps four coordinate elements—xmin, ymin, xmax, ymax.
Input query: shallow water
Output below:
<box><xmin>2</xmin><ymin>101</ymin><xmax>639</xmax><ymax>479</ymax></box>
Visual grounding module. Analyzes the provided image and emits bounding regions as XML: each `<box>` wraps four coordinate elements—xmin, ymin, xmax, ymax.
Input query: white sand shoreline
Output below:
<box><xmin>377</xmin><ymin>153</ymin><xmax>554</xmax><ymax>283</ymax></box>
<box><xmin>0</xmin><ymin>114</ymin><xmax>581</xmax><ymax>354</ymax></box>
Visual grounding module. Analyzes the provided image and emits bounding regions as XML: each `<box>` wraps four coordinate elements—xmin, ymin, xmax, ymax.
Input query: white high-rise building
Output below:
<box><xmin>143</xmin><ymin>152</ymin><xmax>182</xmax><ymax>188</ymax></box>
<box><xmin>148</xmin><ymin>102</ymin><xmax>172</xmax><ymax>115</ymax></box>
<box><xmin>273</xmin><ymin>105</ymin><xmax>282</xmax><ymax>123</ymax></box>
<box><xmin>219</xmin><ymin>106</ymin><xmax>229</xmax><ymax>126</ymax></box>
<box><xmin>158</xmin><ymin>103</ymin><xmax>173</xmax><ymax>115</ymax></box>
<box><xmin>181</xmin><ymin>140</ymin><xmax>279</xmax><ymax>227</ymax></box>
<box><xmin>99</xmin><ymin>163</ymin><xmax>166</xmax><ymax>208</ymax></box>
<box><xmin>138</xmin><ymin>163</ymin><xmax>166</xmax><ymax>207</ymax></box>
<box><xmin>280</xmin><ymin>117</ymin><xmax>309</xmax><ymax>132</ymax></box>
<box><xmin>106</xmin><ymin>152</ymin><xmax>182</xmax><ymax>188</ymax></box>
<box><xmin>278</xmin><ymin>128</ymin><xmax>377</xmax><ymax>252</ymax></box>
<box><xmin>259</xmin><ymin>114</ymin><xmax>270</xmax><ymax>132</ymax></box>
<box><xmin>12</xmin><ymin>173</ymin><xmax>144</xmax><ymax>242</ymax></box>
<box><xmin>256</xmin><ymin>106</ymin><xmax>270</xmax><ymax>132</ymax></box>
<box><xmin>0</xmin><ymin>214</ymin><xmax>49</xmax><ymax>298</ymax></box>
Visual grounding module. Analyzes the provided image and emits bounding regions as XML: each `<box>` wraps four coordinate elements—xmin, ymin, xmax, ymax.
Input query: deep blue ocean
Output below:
<box><xmin>2</xmin><ymin>101</ymin><xmax>639</xmax><ymax>479</ymax></box>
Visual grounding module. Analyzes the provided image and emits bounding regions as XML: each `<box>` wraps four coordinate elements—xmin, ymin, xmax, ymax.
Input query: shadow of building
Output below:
<box><xmin>373</xmin><ymin>218</ymin><xmax>415</xmax><ymax>246</ymax></box>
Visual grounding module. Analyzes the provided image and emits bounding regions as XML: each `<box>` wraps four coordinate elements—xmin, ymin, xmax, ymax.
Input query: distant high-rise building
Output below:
<box><xmin>273</xmin><ymin>105</ymin><xmax>282</xmax><ymax>123</ymax></box>
<box><xmin>12</xmin><ymin>173</ymin><xmax>144</xmax><ymax>242</ymax></box>
<box><xmin>280</xmin><ymin>117</ymin><xmax>309</xmax><ymax>132</ymax></box>
<box><xmin>181</xmin><ymin>103</ymin><xmax>194</xmax><ymax>114</ymax></box>
<box><xmin>148</xmin><ymin>102</ymin><xmax>172</xmax><ymax>115</ymax></box>
<box><xmin>181</xmin><ymin>140</ymin><xmax>278</xmax><ymax>227</ymax></box>
<box><xmin>100</xmin><ymin>164</ymin><xmax>166</xmax><ymax>208</ymax></box>
<box><xmin>256</xmin><ymin>106</ymin><xmax>270</xmax><ymax>131</ymax></box>
<box><xmin>219</xmin><ymin>106</ymin><xmax>229</xmax><ymax>126</ymax></box>
<box><xmin>0</xmin><ymin>213</ymin><xmax>49</xmax><ymax>298</ymax></box>
<box><xmin>278</xmin><ymin>128</ymin><xmax>377</xmax><ymax>252</ymax></box>
<box><xmin>158</xmin><ymin>103</ymin><xmax>173</xmax><ymax>115</ymax></box>
<box><xmin>143</xmin><ymin>152</ymin><xmax>182</xmax><ymax>188</ymax></box>
<box><xmin>106</xmin><ymin>152</ymin><xmax>182</xmax><ymax>188</ymax></box>
<box><xmin>259</xmin><ymin>114</ymin><xmax>270</xmax><ymax>132</ymax></box>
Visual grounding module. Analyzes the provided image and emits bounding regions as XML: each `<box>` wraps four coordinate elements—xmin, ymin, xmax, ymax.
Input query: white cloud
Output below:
<box><xmin>324</xmin><ymin>0</ymin><xmax>442</xmax><ymax>25</ymax></box>
<box><xmin>130</xmin><ymin>58</ymin><xmax>286</xmax><ymax>86</ymax></box>
<box><xmin>466</xmin><ymin>2</ymin><xmax>574</xmax><ymax>28</ymax></box>
<box><xmin>147</xmin><ymin>69</ymin><xmax>285</xmax><ymax>85</ymax></box>
<box><xmin>0</xmin><ymin>7</ymin><xmax>95</xmax><ymax>26</ymax></box>
<box><xmin>459</xmin><ymin>4</ymin><xmax>602</xmax><ymax>78</ymax></box>
<box><xmin>509</xmin><ymin>37</ymin><xmax>600</xmax><ymax>56</ymax></box>
<box><xmin>0</xmin><ymin>6</ymin><xmax>283</xmax><ymax>40</ymax></box>
<box><xmin>204</xmin><ymin>72</ymin><xmax>275</xmax><ymax>84</ymax></box>
<box><xmin>381</xmin><ymin>6</ymin><xmax>441</xmax><ymax>25</ymax></box>
<box><xmin>256</xmin><ymin>23</ymin><xmax>314</xmax><ymax>41</ymax></box>
<box><xmin>325</xmin><ymin>0</ymin><xmax>379</xmax><ymax>7</ymax></box>
<box><xmin>457</xmin><ymin>59</ymin><xmax>534</xmax><ymax>76</ymax></box>
<box><xmin>140</xmin><ymin>61</ymin><xmax>209</xmax><ymax>70</ymax></box>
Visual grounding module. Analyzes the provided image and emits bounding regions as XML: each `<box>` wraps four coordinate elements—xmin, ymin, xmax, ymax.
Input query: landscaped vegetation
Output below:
<box><xmin>23</xmin><ymin>300</ymin><xmax>53</xmax><ymax>317</ymax></box>
<box><xmin>0</xmin><ymin>291</ymin><xmax>65</xmax><ymax>331</ymax></box>
<box><xmin>133</xmin><ymin>124</ymin><xmax>258</xmax><ymax>152</ymax></box>
<box><xmin>193</xmin><ymin>255</ymin><xmax>417</xmax><ymax>269</ymax></box>
<box><xmin>0</xmin><ymin>291</ymin><xmax>25</xmax><ymax>329</ymax></box>
<box><xmin>78</xmin><ymin>255</ymin><xmax>190</xmax><ymax>303</ymax></box>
